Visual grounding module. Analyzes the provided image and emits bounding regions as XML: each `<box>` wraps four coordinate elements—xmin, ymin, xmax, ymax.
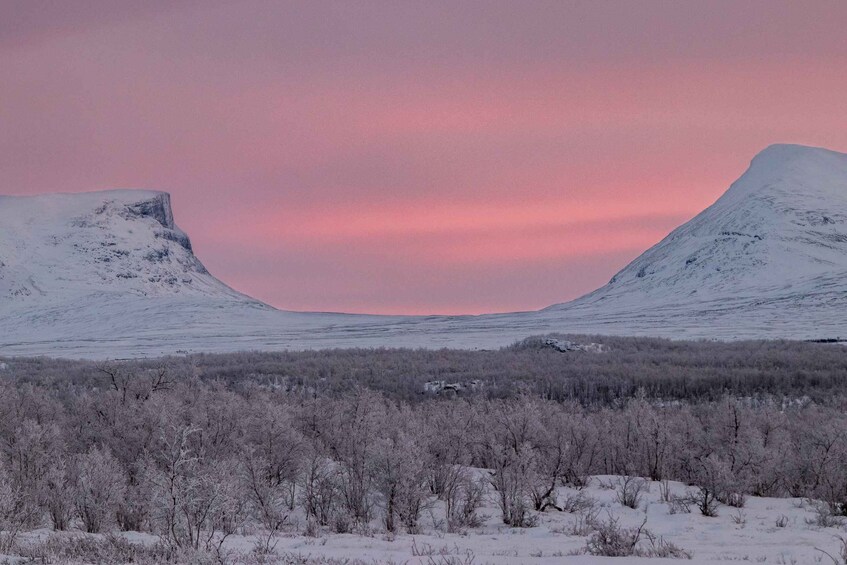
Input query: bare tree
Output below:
<box><xmin>299</xmin><ymin>449</ymin><xmax>340</xmax><ymax>529</ymax></box>
<box><xmin>43</xmin><ymin>457</ymin><xmax>74</xmax><ymax>531</ymax></box>
<box><xmin>74</xmin><ymin>446</ymin><xmax>127</xmax><ymax>533</ymax></box>
<box><xmin>372</xmin><ymin>414</ymin><xmax>430</xmax><ymax>533</ymax></box>
<box><xmin>443</xmin><ymin>470</ymin><xmax>486</xmax><ymax>531</ymax></box>
<box><xmin>4</xmin><ymin>419</ymin><xmax>64</xmax><ymax>528</ymax></box>
<box><xmin>0</xmin><ymin>462</ymin><xmax>28</xmax><ymax>551</ymax></box>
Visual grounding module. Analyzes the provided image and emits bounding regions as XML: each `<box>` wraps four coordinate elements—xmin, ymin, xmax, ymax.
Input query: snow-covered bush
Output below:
<box><xmin>585</xmin><ymin>515</ymin><xmax>647</xmax><ymax>557</ymax></box>
<box><xmin>614</xmin><ymin>476</ymin><xmax>648</xmax><ymax>509</ymax></box>
<box><xmin>564</xmin><ymin>505</ymin><xmax>600</xmax><ymax>536</ymax></box>
<box><xmin>806</xmin><ymin>500</ymin><xmax>844</xmax><ymax>528</ymax></box>
<box><xmin>585</xmin><ymin>514</ymin><xmax>691</xmax><ymax>559</ymax></box>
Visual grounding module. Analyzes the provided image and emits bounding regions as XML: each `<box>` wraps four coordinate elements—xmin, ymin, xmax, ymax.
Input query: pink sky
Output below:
<box><xmin>3</xmin><ymin>1</ymin><xmax>847</xmax><ymax>314</ymax></box>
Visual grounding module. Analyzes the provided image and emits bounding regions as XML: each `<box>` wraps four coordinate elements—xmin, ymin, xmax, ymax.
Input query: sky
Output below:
<box><xmin>2</xmin><ymin>1</ymin><xmax>847</xmax><ymax>315</ymax></box>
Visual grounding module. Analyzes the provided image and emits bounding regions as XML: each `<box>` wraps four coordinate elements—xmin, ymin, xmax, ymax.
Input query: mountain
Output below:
<box><xmin>538</xmin><ymin>143</ymin><xmax>847</xmax><ymax>338</ymax></box>
<box><xmin>571</xmin><ymin>143</ymin><xmax>847</xmax><ymax>304</ymax></box>
<box><xmin>0</xmin><ymin>190</ymin><xmax>253</xmax><ymax>303</ymax></box>
<box><xmin>2</xmin><ymin>144</ymin><xmax>847</xmax><ymax>358</ymax></box>
<box><xmin>0</xmin><ymin>190</ymin><xmax>401</xmax><ymax>357</ymax></box>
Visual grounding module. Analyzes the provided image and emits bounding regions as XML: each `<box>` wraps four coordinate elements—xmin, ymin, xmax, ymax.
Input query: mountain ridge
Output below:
<box><xmin>2</xmin><ymin>143</ymin><xmax>847</xmax><ymax>358</ymax></box>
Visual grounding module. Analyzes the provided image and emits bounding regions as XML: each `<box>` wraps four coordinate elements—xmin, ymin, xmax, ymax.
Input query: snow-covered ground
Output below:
<box><xmin>4</xmin><ymin>476</ymin><xmax>844</xmax><ymax>564</ymax></box>
<box><xmin>238</xmin><ymin>476</ymin><xmax>847</xmax><ymax>564</ymax></box>
<box><xmin>3</xmin><ymin>144</ymin><xmax>847</xmax><ymax>359</ymax></box>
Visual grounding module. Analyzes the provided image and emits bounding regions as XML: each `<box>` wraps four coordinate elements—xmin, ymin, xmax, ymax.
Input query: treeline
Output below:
<box><xmin>1</xmin><ymin>365</ymin><xmax>847</xmax><ymax>555</ymax></box>
<box><xmin>4</xmin><ymin>335</ymin><xmax>847</xmax><ymax>405</ymax></box>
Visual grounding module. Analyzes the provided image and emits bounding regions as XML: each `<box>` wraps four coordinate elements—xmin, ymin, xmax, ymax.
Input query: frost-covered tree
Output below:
<box><xmin>372</xmin><ymin>409</ymin><xmax>430</xmax><ymax>532</ymax></box>
<box><xmin>74</xmin><ymin>446</ymin><xmax>126</xmax><ymax>533</ymax></box>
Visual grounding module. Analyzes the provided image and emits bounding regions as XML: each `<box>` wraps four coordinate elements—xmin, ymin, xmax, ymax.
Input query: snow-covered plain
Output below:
<box><xmin>5</xmin><ymin>476</ymin><xmax>845</xmax><ymax>564</ymax></box>
<box><xmin>3</xmin><ymin>144</ymin><xmax>847</xmax><ymax>358</ymax></box>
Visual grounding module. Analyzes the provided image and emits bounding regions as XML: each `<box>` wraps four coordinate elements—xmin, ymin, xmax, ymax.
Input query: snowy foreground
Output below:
<box><xmin>4</xmin><ymin>476</ymin><xmax>844</xmax><ymax>564</ymax></box>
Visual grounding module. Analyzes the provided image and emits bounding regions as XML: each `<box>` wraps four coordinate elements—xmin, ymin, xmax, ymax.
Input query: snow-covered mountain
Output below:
<box><xmin>0</xmin><ymin>190</ymin><xmax>390</xmax><ymax>356</ymax></box>
<box><xmin>2</xmin><ymin>143</ymin><xmax>847</xmax><ymax>358</ymax></box>
<box><xmin>538</xmin><ymin>143</ymin><xmax>847</xmax><ymax>338</ymax></box>
<box><xmin>569</xmin><ymin>144</ymin><xmax>847</xmax><ymax>305</ymax></box>
<box><xmin>0</xmin><ymin>190</ymin><xmax>257</xmax><ymax>303</ymax></box>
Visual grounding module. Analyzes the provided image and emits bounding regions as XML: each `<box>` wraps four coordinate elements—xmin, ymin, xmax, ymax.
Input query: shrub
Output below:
<box><xmin>668</xmin><ymin>494</ymin><xmax>692</xmax><ymax>515</ymax></box>
<box><xmin>614</xmin><ymin>476</ymin><xmax>648</xmax><ymax>510</ymax></box>
<box><xmin>565</xmin><ymin>505</ymin><xmax>600</xmax><ymax>536</ymax></box>
<box><xmin>585</xmin><ymin>515</ymin><xmax>647</xmax><ymax>557</ymax></box>
<box><xmin>559</xmin><ymin>491</ymin><xmax>597</xmax><ymax>514</ymax></box>
<box><xmin>806</xmin><ymin>500</ymin><xmax>845</xmax><ymax>528</ymax></box>
<box><xmin>445</xmin><ymin>473</ymin><xmax>486</xmax><ymax>531</ymax></box>
<box><xmin>585</xmin><ymin>514</ymin><xmax>691</xmax><ymax>559</ymax></box>
<box><xmin>15</xmin><ymin>533</ymin><xmax>176</xmax><ymax>565</ymax></box>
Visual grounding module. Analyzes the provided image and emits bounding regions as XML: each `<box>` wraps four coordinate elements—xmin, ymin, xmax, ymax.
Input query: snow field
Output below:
<box><xmin>4</xmin><ymin>476</ymin><xmax>845</xmax><ymax>564</ymax></box>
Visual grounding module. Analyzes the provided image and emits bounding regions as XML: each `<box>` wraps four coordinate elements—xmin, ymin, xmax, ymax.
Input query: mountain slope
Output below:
<box><xmin>538</xmin><ymin>144</ymin><xmax>847</xmax><ymax>333</ymax></box>
<box><xmin>567</xmin><ymin>143</ymin><xmax>847</xmax><ymax>304</ymax></box>
<box><xmin>2</xmin><ymin>144</ymin><xmax>847</xmax><ymax>358</ymax></box>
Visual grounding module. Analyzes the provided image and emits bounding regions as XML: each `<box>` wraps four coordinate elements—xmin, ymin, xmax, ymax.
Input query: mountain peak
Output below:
<box><xmin>710</xmin><ymin>144</ymin><xmax>847</xmax><ymax>215</ymax></box>
<box><xmin>752</xmin><ymin>142</ymin><xmax>839</xmax><ymax>160</ymax></box>
<box><xmin>742</xmin><ymin>142</ymin><xmax>847</xmax><ymax>185</ymax></box>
